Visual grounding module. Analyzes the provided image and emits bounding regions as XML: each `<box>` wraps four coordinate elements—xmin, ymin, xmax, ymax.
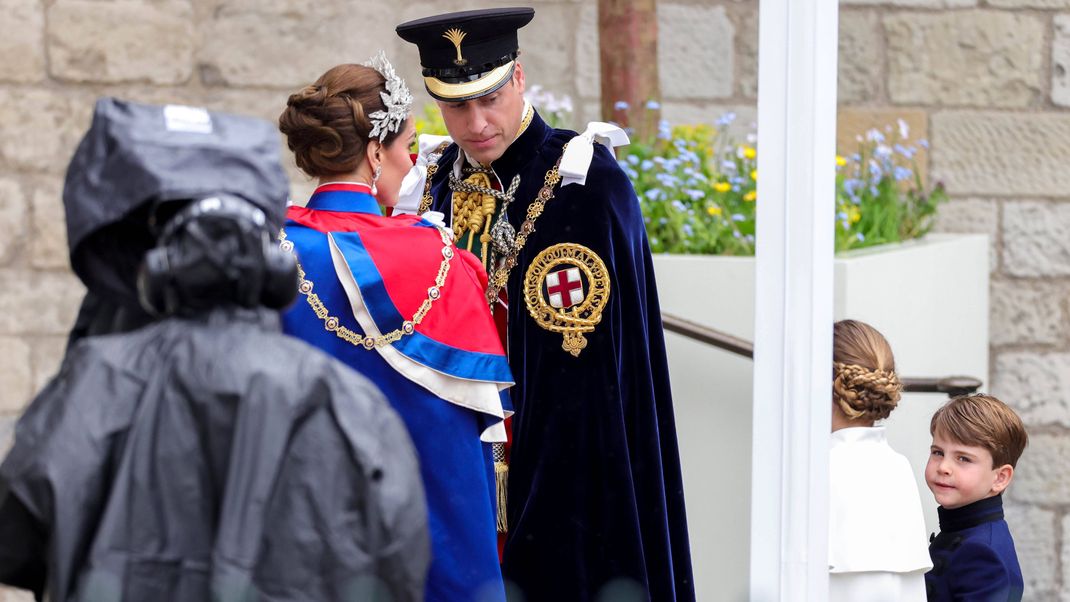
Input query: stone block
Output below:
<box><xmin>1007</xmin><ymin>432</ymin><xmax>1070</xmax><ymax>505</ymax></box>
<box><xmin>32</xmin><ymin>336</ymin><xmax>68</xmax><ymax>393</ymax></box>
<box><xmin>993</xmin><ymin>352</ymin><xmax>1070</xmax><ymax>428</ymax></box>
<box><xmin>885</xmin><ymin>11</ymin><xmax>1044</xmax><ymax>108</ymax></box>
<box><xmin>1062</xmin><ymin>514</ymin><xmax>1070</xmax><ymax>601</ymax></box>
<box><xmin>0</xmin><ymin>337</ymin><xmax>33</xmax><ymax>414</ymax></box>
<box><xmin>0</xmin><ymin>0</ymin><xmax>45</xmax><ymax>83</ymax></box>
<box><xmin>0</xmin><ymin>179</ymin><xmax>28</xmax><ymax>266</ymax></box>
<box><xmin>0</xmin><ymin>270</ymin><xmax>85</xmax><ymax>336</ymax></box>
<box><xmin>1003</xmin><ymin>201</ymin><xmax>1070</xmax><ymax>277</ymax></box>
<box><xmin>659</xmin><ymin>4</ymin><xmax>733</xmax><ymax>100</ymax></box>
<box><xmin>574</xmin><ymin>2</ymin><xmax>600</xmax><ymax>99</ymax></box>
<box><xmin>838</xmin><ymin>11</ymin><xmax>882</xmax><ymax>104</ymax></box>
<box><xmin>932</xmin><ymin>198</ymin><xmax>997</xmax><ymax>271</ymax></box>
<box><xmin>199</xmin><ymin>0</ymin><xmax>401</xmax><ymax>89</ymax></box>
<box><xmin>511</xmin><ymin>5</ymin><xmax>576</xmax><ymax>101</ymax></box>
<box><xmin>48</xmin><ymin>0</ymin><xmax>195</xmax><ymax>84</ymax></box>
<box><xmin>844</xmin><ymin>0</ymin><xmax>975</xmax><ymax>5</ymax></box>
<box><xmin>0</xmin><ymin>89</ymin><xmax>93</xmax><ymax>173</ymax></box>
<box><xmin>737</xmin><ymin>8</ymin><xmax>758</xmax><ymax>100</ymax></box>
<box><xmin>990</xmin><ymin>279</ymin><xmax>1067</xmax><ymax>347</ymax></box>
<box><xmin>932</xmin><ymin>112</ymin><xmax>1070</xmax><ymax>197</ymax></box>
<box><xmin>992</xmin><ymin>0</ymin><xmax>1070</xmax><ymax>6</ymax></box>
<box><xmin>31</xmin><ymin>179</ymin><xmax>68</xmax><ymax>270</ymax></box>
<box><xmin>575</xmin><ymin>3</ymin><xmax>733</xmax><ymax>102</ymax></box>
<box><xmin>1004</xmin><ymin>502</ymin><xmax>1057</xmax><ymax>595</ymax></box>
<box><xmin>1054</xmin><ymin>15</ymin><xmax>1070</xmax><ymax>107</ymax></box>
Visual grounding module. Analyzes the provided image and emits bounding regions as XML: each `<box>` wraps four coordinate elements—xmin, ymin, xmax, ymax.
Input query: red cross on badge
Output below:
<box><xmin>546</xmin><ymin>267</ymin><xmax>584</xmax><ymax>309</ymax></box>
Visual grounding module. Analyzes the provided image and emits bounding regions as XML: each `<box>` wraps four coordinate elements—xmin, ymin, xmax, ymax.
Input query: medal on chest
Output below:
<box><xmin>523</xmin><ymin>243</ymin><xmax>610</xmax><ymax>357</ymax></box>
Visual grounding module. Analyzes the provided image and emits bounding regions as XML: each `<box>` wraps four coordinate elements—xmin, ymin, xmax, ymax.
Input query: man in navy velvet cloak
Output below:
<box><xmin>398</xmin><ymin>8</ymin><xmax>695</xmax><ymax>600</ymax></box>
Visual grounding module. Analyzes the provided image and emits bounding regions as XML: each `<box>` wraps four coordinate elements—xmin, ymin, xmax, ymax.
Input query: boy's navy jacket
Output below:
<box><xmin>926</xmin><ymin>494</ymin><xmax>1023</xmax><ymax>602</ymax></box>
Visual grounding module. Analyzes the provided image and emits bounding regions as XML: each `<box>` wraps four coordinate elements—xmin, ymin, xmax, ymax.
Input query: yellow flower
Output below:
<box><xmin>744</xmin><ymin>190</ymin><xmax>757</xmax><ymax>202</ymax></box>
<box><xmin>849</xmin><ymin>207</ymin><xmax>861</xmax><ymax>223</ymax></box>
<box><xmin>742</xmin><ymin>146</ymin><xmax>757</xmax><ymax>160</ymax></box>
<box><xmin>713</xmin><ymin>181</ymin><xmax>732</xmax><ymax>193</ymax></box>
<box><xmin>835</xmin><ymin>155</ymin><xmax>847</xmax><ymax>168</ymax></box>
<box><xmin>750</xmin><ymin>169</ymin><xmax>758</xmax><ymax>181</ymax></box>
<box><xmin>707</xmin><ymin>205</ymin><xmax>722</xmax><ymax>216</ymax></box>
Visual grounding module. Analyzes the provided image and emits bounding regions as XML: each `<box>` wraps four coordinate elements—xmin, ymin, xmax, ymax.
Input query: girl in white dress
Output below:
<box><xmin>828</xmin><ymin>319</ymin><xmax>933</xmax><ymax>601</ymax></box>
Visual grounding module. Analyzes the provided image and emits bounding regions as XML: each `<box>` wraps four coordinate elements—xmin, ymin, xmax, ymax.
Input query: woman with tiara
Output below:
<box><xmin>277</xmin><ymin>54</ymin><xmax>511</xmax><ymax>602</ymax></box>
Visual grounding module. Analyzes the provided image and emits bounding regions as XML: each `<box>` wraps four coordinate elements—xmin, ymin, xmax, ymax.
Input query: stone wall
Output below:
<box><xmin>1</xmin><ymin>0</ymin><xmax>1068</xmax><ymax>598</ymax></box>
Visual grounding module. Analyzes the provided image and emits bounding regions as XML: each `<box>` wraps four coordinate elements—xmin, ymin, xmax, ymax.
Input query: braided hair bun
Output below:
<box><xmin>278</xmin><ymin>64</ymin><xmax>397</xmax><ymax>178</ymax></box>
<box><xmin>832</xmin><ymin>320</ymin><xmax>903</xmax><ymax>422</ymax></box>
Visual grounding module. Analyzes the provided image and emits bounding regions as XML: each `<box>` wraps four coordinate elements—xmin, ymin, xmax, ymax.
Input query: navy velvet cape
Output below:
<box><xmin>427</xmin><ymin>112</ymin><xmax>695</xmax><ymax>601</ymax></box>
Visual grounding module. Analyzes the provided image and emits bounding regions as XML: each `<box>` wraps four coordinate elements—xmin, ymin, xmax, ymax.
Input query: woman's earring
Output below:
<box><xmin>371</xmin><ymin>163</ymin><xmax>382</xmax><ymax>196</ymax></box>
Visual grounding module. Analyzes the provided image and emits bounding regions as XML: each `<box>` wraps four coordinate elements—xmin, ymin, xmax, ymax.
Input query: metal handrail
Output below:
<box><xmin>661</xmin><ymin>312</ymin><xmax>982</xmax><ymax>397</ymax></box>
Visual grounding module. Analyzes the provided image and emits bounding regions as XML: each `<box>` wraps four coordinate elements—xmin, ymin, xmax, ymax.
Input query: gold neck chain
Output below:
<box><xmin>279</xmin><ymin>226</ymin><xmax>455</xmax><ymax>349</ymax></box>
<box><xmin>485</xmin><ymin>143</ymin><xmax>567</xmax><ymax>308</ymax></box>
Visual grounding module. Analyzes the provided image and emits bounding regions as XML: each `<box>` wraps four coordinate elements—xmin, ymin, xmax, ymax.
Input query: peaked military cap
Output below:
<box><xmin>396</xmin><ymin>7</ymin><xmax>534</xmax><ymax>102</ymax></box>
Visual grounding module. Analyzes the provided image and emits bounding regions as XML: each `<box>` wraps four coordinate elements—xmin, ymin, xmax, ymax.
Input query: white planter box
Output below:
<box><xmin>654</xmin><ymin>233</ymin><xmax>989</xmax><ymax>601</ymax></box>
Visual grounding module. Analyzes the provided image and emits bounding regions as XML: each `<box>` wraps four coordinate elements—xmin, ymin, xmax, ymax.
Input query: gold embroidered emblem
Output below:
<box><xmin>443</xmin><ymin>28</ymin><xmax>468</xmax><ymax>66</ymax></box>
<box><xmin>523</xmin><ymin>243</ymin><xmax>611</xmax><ymax>357</ymax></box>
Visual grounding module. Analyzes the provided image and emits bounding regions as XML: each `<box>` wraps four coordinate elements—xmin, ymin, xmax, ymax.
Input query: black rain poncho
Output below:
<box><xmin>0</xmin><ymin>97</ymin><xmax>431</xmax><ymax>601</ymax></box>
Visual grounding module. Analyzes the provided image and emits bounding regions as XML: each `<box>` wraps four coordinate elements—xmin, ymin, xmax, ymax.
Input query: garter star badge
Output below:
<box><xmin>524</xmin><ymin>243</ymin><xmax>611</xmax><ymax>357</ymax></box>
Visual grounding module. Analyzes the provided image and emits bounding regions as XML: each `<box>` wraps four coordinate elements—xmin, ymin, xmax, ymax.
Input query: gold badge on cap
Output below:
<box><xmin>443</xmin><ymin>28</ymin><xmax>468</xmax><ymax>66</ymax></box>
<box><xmin>524</xmin><ymin>243</ymin><xmax>611</xmax><ymax>357</ymax></box>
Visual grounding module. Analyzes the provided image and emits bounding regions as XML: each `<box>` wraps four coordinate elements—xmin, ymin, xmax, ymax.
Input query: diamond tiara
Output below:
<box><xmin>363</xmin><ymin>51</ymin><xmax>414</xmax><ymax>143</ymax></box>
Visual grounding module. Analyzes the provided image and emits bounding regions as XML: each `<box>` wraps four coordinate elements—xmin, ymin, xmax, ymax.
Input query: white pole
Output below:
<box><xmin>750</xmin><ymin>0</ymin><xmax>839</xmax><ymax>599</ymax></box>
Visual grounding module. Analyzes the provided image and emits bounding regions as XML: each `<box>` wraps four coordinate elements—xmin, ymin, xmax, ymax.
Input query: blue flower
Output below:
<box><xmin>627</xmin><ymin>155</ymin><xmax>640</xmax><ymax>165</ymax></box>
<box><xmin>843</xmin><ymin>178</ymin><xmax>862</xmax><ymax>195</ymax></box>
<box><xmin>671</xmin><ymin>200</ymin><xmax>687</xmax><ymax>212</ymax></box>
<box><xmin>918</xmin><ymin>139</ymin><xmax>930</xmax><ymax>149</ymax></box>
<box><xmin>893</xmin><ymin>166</ymin><xmax>913</xmax><ymax>181</ymax></box>
<box><xmin>644</xmin><ymin>189</ymin><xmax>665</xmax><ymax>201</ymax></box>
<box><xmin>837</xmin><ymin>211</ymin><xmax>848</xmax><ymax>220</ymax></box>
<box><xmin>731</xmin><ymin>213</ymin><xmax>746</xmax><ymax>222</ymax></box>
<box><xmin>645</xmin><ymin>99</ymin><xmax>661</xmax><ymax>110</ymax></box>
<box><xmin>894</xmin><ymin>144</ymin><xmax>916</xmax><ymax>160</ymax></box>
<box><xmin>841</xmin><ymin>220</ymin><xmax>850</xmax><ymax>231</ymax></box>
<box><xmin>657</xmin><ymin>119</ymin><xmax>672</xmax><ymax>140</ymax></box>
<box><xmin>682</xmin><ymin>223</ymin><xmax>694</xmax><ymax>236</ymax></box>
<box><xmin>624</xmin><ymin>167</ymin><xmax>638</xmax><ymax>180</ymax></box>
<box><xmin>641</xmin><ymin>159</ymin><xmax>654</xmax><ymax>171</ymax></box>
<box><xmin>715</xmin><ymin>112</ymin><xmax>737</xmax><ymax>127</ymax></box>
<box><xmin>865</xmin><ymin>129</ymin><xmax>885</xmax><ymax>144</ymax></box>
<box><xmin>721</xmin><ymin>160</ymin><xmax>738</xmax><ymax>173</ymax></box>
<box><xmin>745</xmin><ymin>234</ymin><xmax>755</xmax><ymax>243</ymax></box>
<box><xmin>856</xmin><ymin>232</ymin><xmax>866</xmax><ymax>242</ymax></box>
<box><xmin>685</xmin><ymin>189</ymin><xmax>705</xmax><ymax>201</ymax></box>
<box><xmin>658</xmin><ymin>217</ymin><xmax>668</xmax><ymax>226</ymax></box>
<box><xmin>614</xmin><ymin>100</ymin><xmax>630</xmax><ymax>111</ymax></box>
<box><xmin>733</xmin><ymin>231</ymin><xmax>742</xmax><ymax>238</ymax></box>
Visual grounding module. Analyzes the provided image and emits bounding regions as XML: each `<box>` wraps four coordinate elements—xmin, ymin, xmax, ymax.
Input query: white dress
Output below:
<box><xmin>828</xmin><ymin>426</ymin><xmax>933</xmax><ymax>601</ymax></box>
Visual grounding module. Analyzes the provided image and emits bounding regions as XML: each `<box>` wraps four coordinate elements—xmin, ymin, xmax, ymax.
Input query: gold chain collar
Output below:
<box><xmin>279</xmin><ymin>225</ymin><xmax>454</xmax><ymax>349</ymax></box>
<box><xmin>486</xmin><ymin>142</ymin><xmax>568</xmax><ymax>308</ymax></box>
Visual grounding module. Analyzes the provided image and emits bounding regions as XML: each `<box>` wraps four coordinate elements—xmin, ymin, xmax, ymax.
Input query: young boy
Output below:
<box><xmin>925</xmin><ymin>394</ymin><xmax>1028</xmax><ymax>601</ymax></box>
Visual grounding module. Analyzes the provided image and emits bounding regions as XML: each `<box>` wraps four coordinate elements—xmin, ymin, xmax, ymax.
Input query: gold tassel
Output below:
<box><xmin>493</xmin><ymin>442</ymin><xmax>508</xmax><ymax>533</ymax></box>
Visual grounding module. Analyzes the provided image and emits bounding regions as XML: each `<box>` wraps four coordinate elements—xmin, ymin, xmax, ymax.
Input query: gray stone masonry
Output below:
<box><xmin>1</xmin><ymin>0</ymin><xmax>1069</xmax><ymax>593</ymax></box>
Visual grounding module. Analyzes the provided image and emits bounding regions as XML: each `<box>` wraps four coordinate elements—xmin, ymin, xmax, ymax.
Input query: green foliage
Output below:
<box><xmin>621</xmin><ymin>113</ymin><xmax>947</xmax><ymax>255</ymax></box>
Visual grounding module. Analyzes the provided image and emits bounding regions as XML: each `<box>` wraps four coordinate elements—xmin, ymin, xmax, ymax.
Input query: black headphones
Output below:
<box><xmin>137</xmin><ymin>194</ymin><xmax>297</xmax><ymax>316</ymax></box>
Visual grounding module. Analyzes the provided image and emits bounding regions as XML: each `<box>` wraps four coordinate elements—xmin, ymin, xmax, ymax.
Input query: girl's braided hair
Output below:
<box><xmin>832</xmin><ymin>320</ymin><xmax>902</xmax><ymax>422</ymax></box>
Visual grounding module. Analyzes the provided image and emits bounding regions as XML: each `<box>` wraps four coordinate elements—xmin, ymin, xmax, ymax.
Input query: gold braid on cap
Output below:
<box><xmin>832</xmin><ymin>362</ymin><xmax>903</xmax><ymax>421</ymax></box>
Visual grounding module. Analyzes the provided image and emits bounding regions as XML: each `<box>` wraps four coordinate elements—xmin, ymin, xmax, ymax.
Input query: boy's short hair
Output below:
<box><xmin>930</xmin><ymin>394</ymin><xmax>1028</xmax><ymax>468</ymax></box>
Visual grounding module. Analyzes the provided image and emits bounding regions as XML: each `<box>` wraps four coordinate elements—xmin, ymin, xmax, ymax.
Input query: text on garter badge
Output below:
<box><xmin>524</xmin><ymin>243</ymin><xmax>611</xmax><ymax>357</ymax></box>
